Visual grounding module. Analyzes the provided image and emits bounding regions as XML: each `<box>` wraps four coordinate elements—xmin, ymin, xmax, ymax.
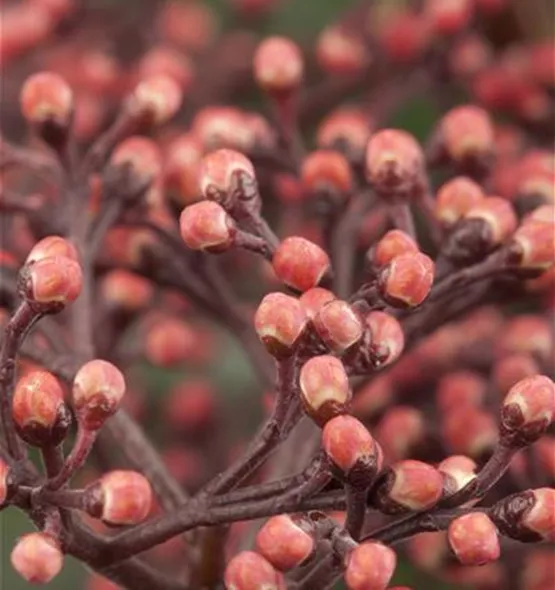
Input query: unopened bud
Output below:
<box><xmin>224</xmin><ymin>551</ymin><xmax>284</xmax><ymax>590</ymax></box>
<box><xmin>11</xmin><ymin>533</ymin><xmax>63</xmax><ymax>584</ymax></box>
<box><xmin>345</xmin><ymin>542</ymin><xmax>396</xmax><ymax>590</ymax></box>
<box><xmin>448</xmin><ymin>513</ymin><xmax>500</xmax><ymax>565</ymax></box>
<box><xmin>180</xmin><ymin>201</ymin><xmax>237</xmax><ymax>252</ymax></box>
<box><xmin>273</xmin><ymin>237</ymin><xmax>330</xmax><ymax>292</ymax></box>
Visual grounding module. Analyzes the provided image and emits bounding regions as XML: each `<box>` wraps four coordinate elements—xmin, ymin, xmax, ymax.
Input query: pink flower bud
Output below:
<box><xmin>352</xmin><ymin>375</ymin><xmax>394</xmax><ymax>418</ymax></box>
<box><xmin>273</xmin><ymin>237</ymin><xmax>330</xmax><ymax>292</ymax></box>
<box><xmin>375</xmin><ymin>460</ymin><xmax>444</xmax><ymax>514</ymax></box>
<box><xmin>180</xmin><ymin>201</ymin><xmax>236</xmax><ymax>252</ymax></box>
<box><xmin>322</xmin><ymin>414</ymin><xmax>379</xmax><ymax>475</ymax></box>
<box><xmin>313</xmin><ymin>300</ymin><xmax>363</xmax><ymax>353</ymax></box>
<box><xmin>526</xmin><ymin>204</ymin><xmax>554</xmax><ymax>224</ymax></box>
<box><xmin>110</xmin><ymin>137</ymin><xmax>162</xmax><ymax>186</ymax></box>
<box><xmin>345</xmin><ymin>542</ymin><xmax>397</xmax><ymax>590</ymax></box>
<box><xmin>299</xmin><ymin>355</ymin><xmax>351</xmax><ymax>426</ymax></box>
<box><xmin>448</xmin><ymin>513</ymin><xmax>500</xmax><ymax>566</ymax></box>
<box><xmin>199</xmin><ymin>149</ymin><xmax>256</xmax><ymax>208</ymax></box>
<box><xmin>493</xmin><ymin>354</ymin><xmax>540</xmax><ymax>395</ymax></box>
<box><xmin>164</xmin><ymin>133</ymin><xmax>203</xmax><ymax>205</ymax></box>
<box><xmin>93</xmin><ymin>470</ymin><xmax>152</xmax><ymax>525</ymax></box>
<box><xmin>127</xmin><ymin>75</ymin><xmax>182</xmax><ymax>124</ymax></box>
<box><xmin>301</xmin><ymin>150</ymin><xmax>354</xmax><ymax>195</ymax></box>
<box><xmin>316</xmin><ymin>106</ymin><xmax>371</xmax><ymax>158</ymax></box>
<box><xmin>365</xmin><ymin>130</ymin><xmax>424</xmax><ymax>196</ymax></box>
<box><xmin>439</xmin><ymin>105</ymin><xmax>494</xmax><ymax>163</ymax></box>
<box><xmin>438</xmin><ymin>455</ymin><xmax>478</xmax><ymax>496</ymax></box>
<box><xmin>11</xmin><ymin>533</ymin><xmax>63</xmax><ymax>584</ymax></box>
<box><xmin>316</xmin><ymin>26</ymin><xmax>371</xmax><ymax>75</ymax></box>
<box><xmin>498</xmin><ymin>315</ymin><xmax>552</xmax><ymax>362</ymax></box>
<box><xmin>12</xmin><ymin>370</ymin><xmax>71</xmax><ymax>447</ymax></box>
<box><xmin>165</xmin><ymin>380</ymin><xmax>215</xmax><ymax>432</ymax></box>
<box><xmin>442</xmin><ymin>408</ymin><xmax>498</xmax><ymax>457</ymax></box>
<box><xmin>100</xmin><ymin>270</ymin><xmax>153</xmax><ymax>312</ymax></box>
<box><xmin>254</xmin><ymin>292</ymin><xmax>308</xmax><ymax>357</ymax></box>
<box><xmin>224</xmin><ymin>551</ymin><xmax>285</xmax><ymax>589</ymax></box>
<box><xmin>407</xmin><ymin>532</ymin><xmax>448</xmax><ymax>571</ymax></box>
<box><xmin>365</xmin><ymin>311</ymin><xmax>405</xmax><ymax>367</ymax></box>
<box><xmin>299</xmin><ymin>287</ymin><xmax>336</xmax><ymax>320</ymax></box>
<box><xmin>521</xmin><ymin>488</ymin><xmax>555</xmax><ymax>541</ymax></box>
<box><xmin>435</xmin><ymin>176</ymin><xmax>484</xmax><ymax>226</ymax></box>
<box><xmin>378</xmin><ymin>252</ymin><xmax>434</xmax><ymax>308</ymax></box>
<box><xmin>373</xmin><ymin>230</ymin><xmax>419</xmax><ymax>267</ymax></box>
<box><xmin>501</xmin><ymin>375</ymin><xmax>555</xmax><ymax>443</ymax></box>
<box><xmin>253</xmin><ymin>37</ymin><xmax>303</xmax><ymax>94</ymax></box>
<box><xmin>72</xmin><ymin>360</ymin><xmax>126</xmax><ymax>430</ymax></box>
<box><xmin>20</xmin><ymin>256</ymin><xmax>82</xmax><ymax>307</ymax></box>
<box><xmin>137</xmin><ymin>46</ymin><xmax>194</xmax><ymax>91</ymax></box>
<box><xmin>436</xmin><ymin>370</ymin><xmax>487</xmax><ymax>414</ymax></box>
<box><xmin>375</xmin><ymin>406</ymin><xmax>425</xmax><ymax>462</ymax></box>
<box><xmin>509</xmin><ymin>219</ymin><xmax>555</xmax><ymax>272</ymax></box>
<box><xmin>25</xmin><ymin>236</ymin><xmax>78</xmax><ymax>265</ymax></box>
<box><xmin>425</xmin><ymin>0</ymin><xmax>474</xmax><ymax>35</ymax></box>
<box><xmin>534</xmin><ymin>437</ymin><xmax>555</xmax><ymax>482</ymax></box>
<box><xmin>145</xmin><ymin>318</ymin><xmax>196</xmax><ymax>367</ymax></box>
<box><xmin>256</xmin><ymin>515</ymin><xmax>315</xmax><ymax>571</ymax></box>
<box><xmin>464</xmin><ymin>196</ymin><xmax>518</xmax><ymax>245</ymax></box>
<box><xmin>20</xmin><ymin>71</ymin><xmax>73</xmax><ymax>126</ymax></box>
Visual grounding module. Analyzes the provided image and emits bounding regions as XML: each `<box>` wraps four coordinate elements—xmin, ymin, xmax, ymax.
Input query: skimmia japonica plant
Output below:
<box><xmin>1</xmin><ymin>0</ymin><xmax>554</xmax><ymax>589</ymax></box>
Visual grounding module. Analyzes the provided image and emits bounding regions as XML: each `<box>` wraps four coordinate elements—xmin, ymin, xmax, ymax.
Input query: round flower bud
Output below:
<box><xmin>378</xmin><ymin>252</ymin><xmax>434</xmax><ymax>308</ymax></box>
<box><xmin>373</xmin><ymin>230</ymin><xmax>419</xmax><ymax>267</ymax></box>
<box><xmin>465</xmin><ymin>197</ymin><xmax>518</xmax><ymax>244</ymax></box>
<box><xmin>224</xmin><ymin>551</ymin><xmax>284</xmax><ymax>590</ymax></box>
<box><xmin>501</xmin><ymin>375</ymin><xmax>555</xmax><ymax>444</ymax></box>
<box><xmin>25</xmin><ymin>236</ymin><xmax>78</xmax><ymax>265</ymax></box>
<box><xmin>20</xmin><ymin>71</ymin><xmax>73</xmax><ymax>127</ymax></box>
<box><xmin>254</xmin><ymin>292</ymin><xmax>308</xmax><ymax>358</ymax></box>
<box><xmin>365</xmin><ymin>130</ymin><xmax>424</xmax><ymax>197</ymax></box>
<box><xmin>322</xmin><ymin>415</ymin><xmax>379</xmax><ymax>477</ymax></box>
<box><xmin>301</xmin><ymin>150</ymin><xmax>354</xmax><ymax>195</ymax></box>
<box><xmin>424</xmin><ymin>0</ymin><xmax>474</xmax><ymax>35</ymax></box>
<box><xmin>199</xmin><ymin>149</ymin><xmax>257</xmax><ymax>210</ymax></box>
<box><xmin>316</xmin><ymin>26</ymin><xmax>371</xmax><ymax>75</ymax></box>
<box><xmin>11</xmin><ymin>533</ymin><xmax>63</xmax><ymax>584</ymax></box>
<box><xmin>180</xmin><ymin>201</ymin><xmax>236</xmax><ymax>253</ymax></box>
<box><xmin>256</xmin><ymin>515</ymin><xmax>315</xmax><ymax>571</ymax></box>
<box><xmin>345</xmin><ymin>542</ymin><xmax>396</xmax><ymax>590</ymax></box>
<box><xmin>12</xmin><ymin>370</ymin><xmax>71</xmax><ymax>447</ymax></box>
<box><xmin>375</xmin><ymin>406</ymin><xmax>425</xmax><ymax>462</ymax></box>
<box><xmin>110</xmin><ymin>137</ymin><xmax>163</xmax><ymax>186</ymax></box>
<box><xmin>19</xmin><ymin>256</ymin><xmax>82</xmax><ymax>308</ymax></box>
<box><xmin>313</xmin><ymin>300</ymin><xmax>363</xmax><ymax>354</ymax></box>
<box><xmin>436</xmin><ymin>370</ymin><xmax>488</xmax><ymax>415</ymax></box>
<box><xmin>316</xmin><ymin>106</ymin><xmax>371</xmax><ymax>158</ymax></box>
<box><xmin>253</xmin><ymin>37</ymin><xmax>303</xmax><ymax>94</ymax></box>
<box><xmin>448</xmin><ymin>513</ymin><xmax>500</xmax><ymax>566</ymax></box>
<box><xmin>145</xmin><ymin>318</ymin><xmax>196</xmax><ymax>367</ymax></box>
<box><xmin>100</xmin><ymin>270</ymin><xmax>153</xmax><ymax>313</ymax></box>
<box><xmin>299</xmin><ymin>287</ymin><xmax>335</xmax><ymax>320</ymax></box>
<box><xmin>373</xmin><ymin>460</ymin><xmax>444</xmax><ymax>514</ymax></box>
<box><xmin>72</xmin><ymin>360</ymin><xmax>126</xmax><ymax>430</ymax></box>
<box><xmin>520</xmin><ymin>488</ymin><xmax>555</xmax><ymax>541</ymax></box>
<box><xmin>365</xmin><ymin>311</ymin><xmax>405</xmax><ymax>367</ymax></box>
<box><xmin>508</xmin><ymin>219</ymin><xmax>555</xmax><ymax>272</ymax></box>
<box><xmin>164</xmin><ymin>133</ymin><xmax>203</xmax><ymax>205</ymax></box>
<box><xmin>127</xmin><ymin>75</ymin><xmax>182</xmax><ymax>124</ymax></box>
<box><xmin>299</xmin><ymin>355</ymin><xmax>351</xmax><ymax>426</ymax></box>
<box><xmin>442</xmin><ymin>408</ymin><xmax>498</xmax><ymax>458</ymax></box>
<box><xmin>435</xmin><ymin>177</ymin><xmax>484</xmax><ymax>226</ymax></box>
<box><xmin>492</xmin><ymin>354</ymin><xmax>540</xmax><ymax>395</ymax></box>
<box><xmin>438</xmin><ymin>455</ymin><xmax>478</xmax><ymax>497</ymax></box>
<box><xmin>272</xmin><ymin>237</ymin><xmax>330</xmax><ymax>292</ymax></box>
<box><xmin>526</xmin><ymin>204</ymin><xmax>554</xmax><ymax>224</ymax></box>
<box><xmin>92</xmin><ymin>470</ymin><xmax>152</xmax><ymax>525</ymax></box>
<box><xmin>165</xmin><ymin>379</ymin><xmax>215</xmax><ymax>433</ymax></box>
<box><xmin>439</xmin><ymin>105</ymin><xmax>495</xmax><ymax>164</ymax></box>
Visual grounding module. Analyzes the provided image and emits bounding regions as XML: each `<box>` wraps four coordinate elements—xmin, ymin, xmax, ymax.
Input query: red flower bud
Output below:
<box><xmin>25</xmin><ymin>236</ymin><xmax>78</xmax><ymax>265</ymax></box>
<box><xmin>224</xmin><ymin>551</ymin><xmax>285</xmax><ymax>590</ymax></box>
<box><xmin>316</xmin><ymin>106</ymin><xmax>371</xmax><ymax>158</ymax></box>
<box><xmin>313</xmin><ymin>300</ymin><xmax>363</xmax><ymax>353</ymax></box>
<box><xmin>365</xmin><ymin>130</ymin><xmax>424</xmax><ymax>197</ymax></box>
<box><xmin>373</xmin><ymin>230</ymin><xmax>419</xmax><ymax>267</ymax></box>
<box><xmin>72</xmin><ymin>360</ymin><xmax>126</xmax><ymax>430</ymax></box>
<box><xmin>301</xmin><ymin>150</ymin><xmax>353</xmax><ymax>195</ymax></box>
<box><xmin>345</xmin><ymin>542</ymin><xmax>396</xmax><ymax>590</ymax></box>
<box><xmin>425</xmin><ymin>0</ymin><xmax>474</xmax><ymax>35</ymax></box>
<box><xmin>256</xmin><ymin>515</ymin><xmax>315</xmax><ymax>571</ymax></box>
<box><xmin>145</xmin><ymin>318</ymin><xmax>196</xmax><ymax>367</ymax></box>
<box><xmin>526</xmin><ymin>205</ymin><xmax>554</xmax><ymax>224</ymax></box>
<box><xmin>438</xmin><ymin>455</ymin><xmax>478</xmax><ymax>496</ymax></box>
<box><xmin>521</xmin><ymin>488</ymin><xmax>555</xmax><ymax>541</ymax></box>
<box><xmin>20</xmin><ymin>256</ymin><xmax>82</xmax><ymax>307</ymax></box>
<box><xmin>448</xmin><ymin>513</ymin><xmax>500</xmax><ymax>566</ymax></box>
<box><xmin>12</xmin><ymin>370</ymin><xmax>71</xmax><ymax>447</ymax></box>
<box><xmin>100</xmin><ymin>270</ymin><xmax>153</xmax><ymax>312</ymax></box>
<box><xmin>11</xmin><ymin>533</ymin><xmax>63</xmax><ymax>584</ymax></box>
<box><xmin>165</xmin><ymin>380</ymin><xmax>215</xmax><ymax>432</ymax></box>
<box><xmin>164</xmin><ymin>134</ymin><xmax>203</xmax><ymax>205</ymax></box>
<box><xmin>137</xmin><ymin>46</ymin><xmax>194</xmax><ymax>90</ymax></box>
<box><xmin>199</xmin><ymin>149</ymin><xmax>257</xmax><ymax>209</ymax></box>
<box><xmin>365</xmin><ymin>311</ymin><xmax>405</xmax><ymax>367</ymax></box>
<box><xmin>435</xmin><ymin>176</ymin><xmax>484</xmax><ymax>226</ymax></box>
<box><xmin>375</xmin><ymin>406</ymin><xmax>425</xmax><ymax>462</ymax></box>
<box><xmin>436</xmin><ymin>370</ymin><xmax>487</xmax><ymax>414</ymax></box>
<box><xmin>299</xmin><ymin>355</ymin><xmax>351</xmax><ymax>426</ymax></box>
<box><xmin>442</xmin><ymin>408</ymin><xmax>498</xmax><ymax>457</ymax></box>
<box><xmin>407</xmin><ymin>532</ymin><xmax>448</xmax><ymax>571</ymax></box>
<box><xmin>110</xmin><ymin>137</ymin><xmax>162</xmax><ymax>186</ymax></box>
<box><xmin>20</xmin><ymin>71</ymin><xmax>73</xmax><ymax>127</ymax></box>
<box><xmin>464</xmin><ymin>196</ymin><xmax>518</xmax><ymax>244</ymax></box>
<box><xmin>322</xmin><ymin>414</ymin><xmax>379</xmax><ymax>475</ymax></box>
<box><xmin>509</xmin><ymin>219</ymin><xmax>555</xmax><ymax>272</ymax></box>
<box><xmin>92</xmin><ymin>470</ymin><xmax>152</xmax><ymax>525</ymax></box>
<box><xmin>253</xmin><ymin>37</ymin><xmax>303</xmax><ymax>94</ymax></box>
<box><xmin>493</xmin><ymin>354</ymin><xmax>540</xmax><ymax>395</ymax></box>
<box><xmin>501</xmin><ymin>375</ymin><xmax>555</xmax><ymax>443</ymax></box>
<box><xmin>127</xmin><ymin>75</ymin><xmax>182</xmax><ymax>124</ymax></box>
<box><xmin>374</xmin><ymin>460</ymin><xmax>444</xmax><ymax>514</ymax></box>
<box><xmin>352</xmin><ymin>375</ymin><xmax>394</xmax><ymax>418</ymax></box>
<box><xmin>272</xmin><ymin>237</ymin><xmax>330</xmax><ymax>292</ymax></box>
<box><xmin>439</xmin><ymin>105</ymin><xmax>494</xmax><ymax>164</ymax></box>
<box><xmin>378</xmin><ymin>252</ymin><xmax>434</xmax><ymax>308</ymax></box>
<box><xmin>180</xmin><ymin>201</ymin><xmax>236</xmax><ymax>252</ymax></box>
<box><xmin>316</xmin><ymin>26</ymin><xmax>371</xmax><ymax>75</ymax></box>
<box><xmin>299</xmin><ymin>287</ymin><xmax>336</xmax><ymax>320</ymax></box>
<box><xmin>254</xmin><ymin>292</ymin><xmax>308</xmax><ymax>357</ymax></box>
